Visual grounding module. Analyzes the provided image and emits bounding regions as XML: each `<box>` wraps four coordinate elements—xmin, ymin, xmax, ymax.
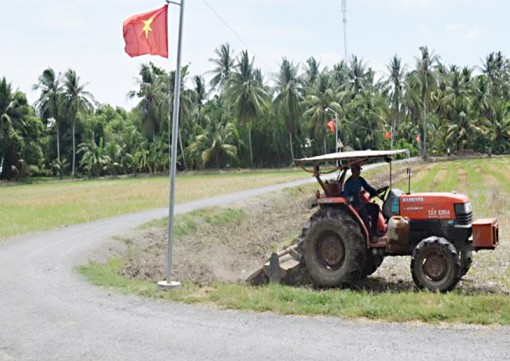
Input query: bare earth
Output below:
<box><xmin>119</xmin><ymin>189</ymin><xmax>316</xmax><ymax>286</ymax></box>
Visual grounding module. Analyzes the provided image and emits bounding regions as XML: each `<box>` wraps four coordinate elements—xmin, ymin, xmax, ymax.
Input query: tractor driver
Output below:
<box><xmin>343</xmin><ymin>164</ymin><xmax>380</xmax><ymax>242</ymax></box>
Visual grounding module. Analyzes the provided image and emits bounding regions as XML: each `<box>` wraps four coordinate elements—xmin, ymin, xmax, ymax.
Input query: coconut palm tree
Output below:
<box><xmin>0</xmin><ymin>78</ymin><xmax>31</xmax><ymax>179</ymax></box>
<box><xmin>302</xmin><ymin>72</ymin><xmax>342</xmax><ymax>153</ymax></box>
<box><xmin>302</xmin><ymin>57</ymin><xmax>321</xmax><ymax>89</ymax></box>
<box><xmin>62</xmin><ymin>69</ymin><xmax>94</xmax><ymax>176</ymax></box>
<box><xmin>192</xmin><ymin>75</ymin><xmax>207</xmax><ymax>112</ymax></box>
<box><xmin>33</xmin><ymin>67</ymin><xmax>63</xmax><ymax>162</ymax></box>
<box><xmin>78</xmin><ymin>138</ymin><xmax>109</xmax><ymax>177</ymax></box>
<box><xmin>273</xmin><ymin>58</ymin><xmax>303</xmax><ymax>162</ymax></box>
<box><xmin>133</xmin><ymin>141</ymin><xmax>151</xmax><ymax>174</ymax></box>
<box><xmin>384</xmin><ymin>55</ymin><xmax>407</xmax><ymax>149</ymax></box>
<box><xmin>481</xmin><ymin>51</ymin><xmax>510</xmax><ymax>98</ymax></box>
<box><xmin>407</xmin><ymin>46</ymin><xmax>440</xmax><ymax>160</ymax></box>
<box><xmin>445</xmin><ymin>106</ymin><xmax>482</xmax><ymax>151</ymax></box>
<box><xmin>128</xmin><ymin>63</ymin><xmax>168</xmax><ymax>141</ymax></box>
<box><xmin>482</xmin><ymin>101</ymin><xmax>510</xmax><ymax>153</ymax></box>
<box><xmin>224</xmin><ymin>50</ymin><xmax>269</xmax><ymax>167</ymax></box>
<box><xmin>331</xmin><ymin>61</ymin><xmax>350</xmax><ymax>91</ymax></box>
<box><xmin>0</xmin><ymin>78</ymin><xmax>18</xmax><ymax>140</ymax></box>
<box><xmin>148</xmin><ymin>135</ymin><xmax>169</xmax><ymax>173</ymax></box>
<box><xmin>1</xmin><ymin>84</ymin><xmax>30</xmax><ymax>138</ymax></box>
<box><xmin>202</xmin><ymin>121</ymin><xmax>238</xmax><ymax>168</ymax></box>
<box><xmin>344</xmin><ymin>86</ymin><xmax>387</xmax><ymax>150</ymax></box>
<box><xmin>188</xmin><ymin>114</ymin><xmax>238</xmax><ymax>169</ymax></box>
<box><xmin>472</xmin><ymin>74</ymin><xmax>492</xmax><ymax>121</ymax></box>
<box><xmin>208</xmin><ymin>43</ymin><xmax>236</xmax><ymax>93</ymax></box>
<box><xmin>348</xmin><ymin>55</ymin><xmax>371</xmax><ymax>94</ymax></box>
<box><xmin>436</xmin><ymin>66</ymin><xmax>482</xmax><ymax>152</ymax></box>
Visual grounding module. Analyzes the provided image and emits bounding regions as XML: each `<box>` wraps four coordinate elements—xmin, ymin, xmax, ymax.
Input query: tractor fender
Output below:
<box><xmin>341</xmin><ymin>203</ymin><xmax>370</xmax><ymax>243</ymax></box>
<box><xmin>317</xmin><ymin>201</ymin><xmax>370</xmax><ymax>243</ymax></box>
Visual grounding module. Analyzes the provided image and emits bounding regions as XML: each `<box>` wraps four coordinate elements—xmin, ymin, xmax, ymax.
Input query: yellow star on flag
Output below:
<box><xmin>142</xmin><ymin>15</ymin><xmax>156</xmax><ymax>38</ymax></box>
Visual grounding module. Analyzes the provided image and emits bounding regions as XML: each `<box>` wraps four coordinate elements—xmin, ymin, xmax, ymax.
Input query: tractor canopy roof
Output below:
<box><xmin>294</xmin><ymin>149</ymin><xmax>409</xmax><ymax>170</ymax></box>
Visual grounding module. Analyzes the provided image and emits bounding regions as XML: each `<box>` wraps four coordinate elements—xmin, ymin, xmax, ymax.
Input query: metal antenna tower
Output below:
<box><xmin>342</xmin><ymin>0</ymin><xmax>348</xmax><ymax>62</ymax></box>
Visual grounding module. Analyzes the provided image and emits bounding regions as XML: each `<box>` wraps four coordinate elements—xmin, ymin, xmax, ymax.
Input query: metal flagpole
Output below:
<box><xmin>158</xmin><ymin>0</ymin><xmax>185</xmax><ymax>288</ymax></box>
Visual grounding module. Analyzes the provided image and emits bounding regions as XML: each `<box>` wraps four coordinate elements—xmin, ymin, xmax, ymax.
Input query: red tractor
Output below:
<box><xmin>248</xmin><ymin>150</ymin><xmax>499</xmax><ymax>292</ymax></box>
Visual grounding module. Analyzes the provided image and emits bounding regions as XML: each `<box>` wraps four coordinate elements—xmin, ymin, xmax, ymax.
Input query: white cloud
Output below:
<box><xmin>388</xmin><ymin>0</ymin><xmax>438</xmax><ymax>7</ymax></box>
<box><xmin>418</xmin><ymin>25</ymin><xmax>430</xmax><ymax>34</ymax></box>
<box><xmin>1</xmin><ymin>0</ymin><xmax>505</xmax><ymax>109</ymax></box>
<box><xmin>445</xmin><ymin>23</ymin><xmax>487</xmax><ymax>41</ymax></box>
<box><xmin>42</xmin><ymin>4</ymin><xmax>83</xmax><ymax>29</ymax></box>
<box><xmin>465</xmin><ymin>28</ymin><xmax>488</xmax><ymax>41</ymax></box>
<box><xmin>446</xmin><ymin>23</ymin><xmax>465</xmax><ymax>33</ymax></box>
<box><xmin>400</xmin><ymin>0</ymin><xmax>434</xmax><ymax>5</ymax></box>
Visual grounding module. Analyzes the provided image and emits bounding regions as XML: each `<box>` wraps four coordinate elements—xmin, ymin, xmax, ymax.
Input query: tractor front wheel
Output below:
<box><xmin>459</xmin><ymin>250</ymin><xmax>473</xmax><ymax>278</ymax></box>
<box><xmin>303</xmin><ymin>207</ymin><xmax>366</xmax><ymax>288</ymax></box>
<box><xmin>411</xmin><ymin>237</ymin><xmax>461</xmax><ymax>292</ymax></box>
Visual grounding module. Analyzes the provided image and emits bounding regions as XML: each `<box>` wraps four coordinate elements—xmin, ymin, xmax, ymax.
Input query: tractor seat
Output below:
<box><xmin>323</xmin><ymin>181</ymin><xmax>344</xmax><ymax>197</ymax></box>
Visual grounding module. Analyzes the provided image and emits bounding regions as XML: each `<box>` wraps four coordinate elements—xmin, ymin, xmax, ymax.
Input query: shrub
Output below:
<box><xmin>27</xmin><ymin>165</ymin><xmax>40</xmax><ymax>177</ymax></box>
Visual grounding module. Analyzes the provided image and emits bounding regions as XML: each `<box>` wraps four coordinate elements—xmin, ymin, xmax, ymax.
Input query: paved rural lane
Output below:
<box><xmin>1</xmin><ymin>174</ymin><xmax>509</xmax><ymax>361</ymax></box>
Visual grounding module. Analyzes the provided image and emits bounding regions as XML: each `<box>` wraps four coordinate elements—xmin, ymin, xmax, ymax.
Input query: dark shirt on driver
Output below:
<box><xmin>343</xmin><ymin>176</ymin><xmax>377</xmax><ymax>207</ymax></box>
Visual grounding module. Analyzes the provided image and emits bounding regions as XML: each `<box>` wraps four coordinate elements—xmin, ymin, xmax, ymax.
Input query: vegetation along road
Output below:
<box><xmin>1</xmin><ymin>162</ymin><xmax>509</xmax><ymax>361</ymax></box>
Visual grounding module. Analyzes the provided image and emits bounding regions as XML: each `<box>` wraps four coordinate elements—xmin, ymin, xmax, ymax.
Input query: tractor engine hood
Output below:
<box><xmin>399</xmin><ymin>192</ymin><xmax>471</xmax><ymax>221</ymax></box>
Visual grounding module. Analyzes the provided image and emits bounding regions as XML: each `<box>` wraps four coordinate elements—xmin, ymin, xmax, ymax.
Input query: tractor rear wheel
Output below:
<box><xmin>363</xmin><ymin>253</ymin><xmax>384</xmax><ymax>278</ymax></box>
<box><xmin>303</xmin><ymin>207</ymin><xmax>367</xmax><ymax>287</ymax></box>
<box><xmin>411</xmin><ymin>237</ymin><xmax>461</xmax><ymax>292</ymax></box>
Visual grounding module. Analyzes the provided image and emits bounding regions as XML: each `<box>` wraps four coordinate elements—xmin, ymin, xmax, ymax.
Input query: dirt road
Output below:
<box><xmin>1</xmin><ymin>176</ymin><xmax>509</xmax><ymax>361</ymax></box>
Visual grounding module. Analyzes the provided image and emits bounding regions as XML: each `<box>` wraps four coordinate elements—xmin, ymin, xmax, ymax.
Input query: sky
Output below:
<box><xmin>1</xmin><ymin>0</ymin><xmax>508</xmax><ymax>110</ymax></box>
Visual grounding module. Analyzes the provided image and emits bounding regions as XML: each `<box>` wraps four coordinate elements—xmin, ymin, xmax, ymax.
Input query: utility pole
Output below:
<box><xmin>342</xmin><ymin>0</ymin><xmax>348</xmax><ymax>62</ymax></box>
<box><xmin>325</xmin><ymin>108</ymin><xmax>341</xmax><ymax>154</ymax></box>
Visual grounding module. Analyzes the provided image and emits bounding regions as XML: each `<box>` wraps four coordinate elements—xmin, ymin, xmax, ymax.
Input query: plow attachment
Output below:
<box><xmin>246</xmin><ymin>241</ymin><xmax>305</xmax><ymax>286</ymax></box>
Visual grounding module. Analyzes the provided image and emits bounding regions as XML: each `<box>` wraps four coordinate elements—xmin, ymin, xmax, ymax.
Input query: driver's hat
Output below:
<box><xmin>351</xmin><ymin>164</ymin><xmax>363</xmax><ymax>170</ymax></box>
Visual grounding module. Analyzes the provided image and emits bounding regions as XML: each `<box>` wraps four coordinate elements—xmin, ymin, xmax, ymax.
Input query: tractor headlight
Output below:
<box><xmin>454</xmin><ymin>202</ymin><xmax>472</xmax><ymax>215</ymax></box>
<box><xmin>454</xmin><ymin>202</ymin><xmax>473</xmax><ymax>226</ymax></box>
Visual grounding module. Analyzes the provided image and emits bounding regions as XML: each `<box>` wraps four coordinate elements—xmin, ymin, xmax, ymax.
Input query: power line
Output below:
<box><xmin>200</xmin><ymin>0</ymin><xmax>276</xmax><ymax>74</ymax></box>
<box><xmin>338</xmin><ymin>117</ymin><xmax>387</xmax><ymax>134</ymax></box>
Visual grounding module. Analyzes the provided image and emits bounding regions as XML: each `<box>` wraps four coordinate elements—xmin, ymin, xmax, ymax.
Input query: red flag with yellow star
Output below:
<box><xmin>123</xmin><ymin>5</ymin><xmax>168</xmax><ymax>58</ymax></box>
<box><xmin>327</xmin><ymin>119</ymin><xmax>335</xmax><ymax>133</ymax></box>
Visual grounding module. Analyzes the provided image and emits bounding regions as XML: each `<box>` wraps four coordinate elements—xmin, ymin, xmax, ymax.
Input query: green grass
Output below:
<box><xmin>0</xmin><ymin>169</ymin><xmax>304</xmax><ymax>240</ymax></box>
<box><xmin>400</xmin><ymin>157</ymin><xmax>510</xmax><ymax>219</ymax></box>
<box><xmin>140</xmin><ymin>207</ymin><xmax>246</xmax><ymax>237</ymax></box>
<box><xmin>78</xmin><ymin>260</ymin><xmax>510</xmax><ymax>325</ymax></box>
<box><xmin>78</xmin><ymin>156</ymin><xmax>510</xmax><ymax>325</ymax></box>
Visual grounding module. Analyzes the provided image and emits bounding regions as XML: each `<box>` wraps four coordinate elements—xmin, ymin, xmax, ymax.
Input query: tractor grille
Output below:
<box><xmin>456</xmin><ymin>211</ymin><xmax>473</xmax><ymax>225</ymax></box>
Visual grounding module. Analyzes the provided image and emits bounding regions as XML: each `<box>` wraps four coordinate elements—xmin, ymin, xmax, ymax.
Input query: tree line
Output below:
<box><xmin>1</xmin><ymin>45</ymin><xmax>510</xmax><ymax>180</ymax></box>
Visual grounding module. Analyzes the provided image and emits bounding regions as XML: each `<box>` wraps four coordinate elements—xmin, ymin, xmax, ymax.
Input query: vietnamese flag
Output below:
<box><xmin>123</xmin><ymin>5</ymin><xmax>168</xmax><ymax>58</ymax></box>
<box><xmin>415</xmin><ymin>134</ymin><xmax>421</xmax><ymax>143</ymax></box>
<box><xmin>327</xmin><ymin>119</ymin><xmax>336</xmax><ymax>133</ymax></box>
<box><xmin>384</xmin><ymin>131</ymin><xmax>391</xmax><ymax>140</ymax></box>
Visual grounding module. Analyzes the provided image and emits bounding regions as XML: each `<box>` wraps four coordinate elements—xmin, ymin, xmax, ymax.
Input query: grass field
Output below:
<box><xmin>401</xmin><ymin>158</ymin><xmax>508</xmax><ymax>220</ymax></box>
<box><xmin>0</xmin><ymin>169</ymin><xmax>306</xmax><ymax>240</ymax></box>
<box><xmin>79</xmin><ymin>259</ymin><xmax>510</xmax><ymax>325</ymax></box>
<box><xmin>4</xmin><ymin>157</ymin><xmax>510</xmax><ymax>324</ymax></box>
<box><xmin>78</xmin><ymin>156</ymin><xmax>510</xmax><ymax>325</ymax></box>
